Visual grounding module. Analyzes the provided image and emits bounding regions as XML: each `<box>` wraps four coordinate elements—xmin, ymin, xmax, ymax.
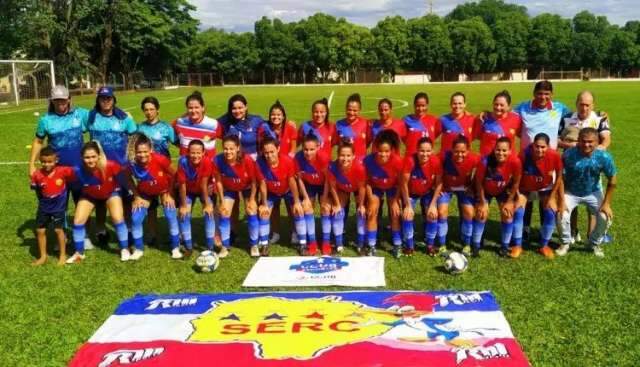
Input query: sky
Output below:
<box><xmin>190</xmin><ymin>0</ymin><xmax>639</xmax><ymax>32</ymax></box>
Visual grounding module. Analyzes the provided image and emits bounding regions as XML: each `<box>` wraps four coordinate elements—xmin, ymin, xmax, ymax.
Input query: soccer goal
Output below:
<box><xmin>0</xmin><ymin>60</ymin><xmax>55</xmax><ymax>107</ymax></box>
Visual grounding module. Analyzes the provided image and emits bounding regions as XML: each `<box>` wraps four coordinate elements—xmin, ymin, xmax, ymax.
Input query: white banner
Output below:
<box><xmin>242</xmin><ymin>256</ymin><xmax>386</xmax><ymax>287</ymax></box>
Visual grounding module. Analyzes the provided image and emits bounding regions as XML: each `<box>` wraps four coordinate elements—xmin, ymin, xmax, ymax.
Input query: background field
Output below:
<box><xmin>1</xmin><ymin>82</ymin><xmax>639</xmax><ymax>366</ymax></box>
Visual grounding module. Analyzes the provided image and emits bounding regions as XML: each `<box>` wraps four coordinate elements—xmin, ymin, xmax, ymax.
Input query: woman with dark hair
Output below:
<box><xmin>474</xmin><ymin>137</ymin><xmax>526</xmax><ymax>258</ymax></box>
<box><xmin>173</xmin><ymin>91</ymin><xmax>222</xmax><ymax>158</ymax></box>
<box><xmin>334</xmin><ymin>93</ymin><xmax>371</xmax><ymax>160</ymax></box>
<box><xmin>403</xmin><ymin>92</ymin><xmax>441</xmax><ymax>156</ymax></box>
<box><xmin>371</xmin><ymin>98</ymin><xmax>406</xmax><ymax>151</ymax></box>
<box><xmin>474</xmin><ymin>90</ymin><xmax>522</xmax><ymax>156</ymax></box>
<box><xmin>363</xmin><ymin>130</ymin><xmax>404</xmax><ymax>257</ymax></box>
<box><xmin>137</xmin><ymin>96</ymin><xmax>177</xmax><ymax>158</ymax></box>
<box><xmin>219</xmin><ymin>94</ymin><xmax>265</xmax><ymax>160</ymax></box>
<box><xmin>439</xmin><ymin>92</ymin><xmax>476</xmax><ymax>153</ymax></box>
<box><xmin>258</xmin><ymin>100</ymin><xmax>298</xmax><ymax>157</ymax></box>
<box><xmin>298</xmin><ymin>98</ymin><xmax>336</xmax><ymax>158</ymax></box>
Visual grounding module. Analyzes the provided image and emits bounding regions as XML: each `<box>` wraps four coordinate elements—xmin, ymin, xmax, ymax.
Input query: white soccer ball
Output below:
<box><xmin>195</xmin><ymin>250</ymin><xmax>220</xmax><ymax>273</ymax></box>
<box><xmin>444</xmin><ymin>252</ymin><xmax>468</xmax><ymax>275</ymax></box>
<box><xmin>34</xmin><ymin>111</ymin><xmax>40</xmax><ymax>116</ymax></box>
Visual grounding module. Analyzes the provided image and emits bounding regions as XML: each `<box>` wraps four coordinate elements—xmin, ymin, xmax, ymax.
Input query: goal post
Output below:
<box><xmin>0</xmin><ymin>60</ymin><xmax>55</xmax><ymax>107</ymax></box>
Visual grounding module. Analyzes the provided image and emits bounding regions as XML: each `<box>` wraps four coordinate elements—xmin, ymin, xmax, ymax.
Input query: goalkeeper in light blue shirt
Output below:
<box><xmin>137</xmin><ymin>96</ymin><xmax>177</xmax><ymax>158</ymax></box>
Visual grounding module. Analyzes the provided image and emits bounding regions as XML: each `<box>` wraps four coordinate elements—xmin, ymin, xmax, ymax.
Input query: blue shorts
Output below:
<box><xmin>81</xmin><ymin>190</ymin><xmax>120</xmax><ymax>206</ymax></box>
<box><xmin>223</xmin><ymin>189</ymin><xmax>252</xmax><ymax>201</ymax></box>
<box><xmin>409</xmin><ymin>192</ymin><xmax>446</xmax><ymax>209</ymax></box>
<box><xmin>372</xmin><ymin>187</ymin><xmax>397</xmax><ymax>199</ymax></box>
<box><xmin>482</xmin><ymin>192</ymin><xmax>510</xmax><ymax>204</ymax></box>
<box><xmin>182</xmin><ymin>193</ymin><xmax>213</xmax><ymax>207</ymax></box>
<box><xmin>267</xmin><ymin>191</ymin><xmax>293</xmax><ymax>209</ymax></box>
<box><xmin>139</xmin><ymin>193</ymin><xmax>161</xmax><ymax>210</ymax></box>
<box><xmin>304</xmin><ymin>184</ymin><xmax>324</xmax><ymax>200</ymax></box>
<box><xmin>36</xmin><ymin>210</ymin><xmax>66</xmax><ymax>229</ymax></box>
<box><xmin>440</xmin><ymin>191</ymin><xmax>475</xmax><ymax>206</ymax></box>
<box><xmin>116</xmin><ymin>171</ymin><xmax>133</xmax><ymax>201</ymax></box>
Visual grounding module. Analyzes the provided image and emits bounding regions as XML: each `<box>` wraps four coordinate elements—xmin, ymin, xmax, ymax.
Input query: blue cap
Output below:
<box><xmin>97</xmin><ymin>86</ymin><xmax>114</xmax><ymax>97</ymax></box>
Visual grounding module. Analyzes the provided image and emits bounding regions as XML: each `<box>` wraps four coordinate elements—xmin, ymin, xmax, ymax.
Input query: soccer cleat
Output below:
<box><xmin>539</xmin><ymin>246</ymin><xmax>555</xmax><ymax>259</ymax></box>
<box><xmin>260</xmin><ymin>245</ymin><xmax>270</xmax><ymax>257</ymax></box>
<box><xmin>592</xmin><ymin>245</ymin><xmax>605</xmax><ymax>258</ymax></box>
<box><xmin>358</xmin><ymin>247</ymin><xmax>368</xmax><ymax>257</ymax></box>
<box><xmin>183</xmin><ymin>248</ymin><xmax>193</xmax><ymax>259</ymax></box>
<box><xmin>555</xmin><ymin>244</ymin><xmax>570</xmax><ymax>257</ymax></box>
<box><xmin>84</xmin><ymin>237</ymin><xmax>95</xmax><ymax>250</ymax></box>
<box><xmin>321</xmin><ymin>243</ymin><xmax>332</xmax><ymax>256</ymax></box>
<box><xmin>65</xmin><ymin>252</ymin><xmax>85</xmax><ymax>264</ymax></box>
<box><xmin>367</xmin><ymin>246</ymin><xmax>377</xmax><ymax>257</ymax></box>
<box><xmin>391</xmin><ymin>246</ymin><xmax>401</xmax><ymax>259</ymax></box>
<box><xmin>97</xmin><ymin>232</ymin><xmax>109</xmax><ymax>247</ymax></box>
<box><xmin>336</xmin><ymin>246</ymin><xmax>344</xmax><ymax>255</ymax></box>
<box><xmin>218</xmin><ymin>247</ymin><xmax>229</xmax><ymax>259</ymax></box>
<box><xmin>471</xmin><ymin>247</ymin><xmax>481</xmax><ymax>258</ymax></box>
<box><xmin>498</xmin><ymin>248</ymin><xmax>510</xmax><ymax>258</ymax></box>
<box><xmin>269</xmin><ymin>232</ymin><xmax>280</xmax><ymax>245</ymax></box>
<box><xmin>120</xmin><ymin>248</ymin><xmax>131</xmax><ymax>262</ymax></box>
<box><xmin>306</xmin><ymin>243</ymin><xmax>318</xmax><ymax>256</ymax></box>
<box><xmin>461</xmin><ymin>245</ymin><xmax>471</xmax><ymax>257</ymax></box>
<box><xmin>171</xmin><ymin>248</ymin><xmax>183</xmax><ymax>259</ymax></box>
<box><xmin>130</xmin><ymin>249</ymin><xmax>144</xmax><ymax>261</ymax></box>
<box><xmin>426</xmin><ymin>246</ymin><xmax>437</xmax><ymax>257</ymax></box>
<box><xmin>602</xmin><ymin>233</ymin><xmax>612</xmax><ymax>244</ymax></box>
<box><xmin>510</xmin><ymin>246</ymin><xmax>523</xmax><ymax>259</ymax></box>
<box><xmin>250</xmin><ymin>245</ymin><xmax>260</xmax><ymax>258</ymax></box>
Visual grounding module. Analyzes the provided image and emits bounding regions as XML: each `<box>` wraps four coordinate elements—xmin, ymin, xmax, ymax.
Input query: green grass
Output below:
<box><xmin>1</xmin><ymin>82</ymin><xmax>639</xmax><ymax>366</ymax></box>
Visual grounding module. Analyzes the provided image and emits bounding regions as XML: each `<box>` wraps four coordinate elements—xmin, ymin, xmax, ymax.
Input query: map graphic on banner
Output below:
<box><xmin>69</xmin><ymin>291</ymin><xmax>531</xmax><ymax>367</ymax></box>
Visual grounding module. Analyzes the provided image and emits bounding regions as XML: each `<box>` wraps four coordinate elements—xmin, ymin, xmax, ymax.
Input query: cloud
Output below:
<box><xmin>189</xmin><ymin>0</ymin><xmax>640</xmax><ymax>32</ymax></box>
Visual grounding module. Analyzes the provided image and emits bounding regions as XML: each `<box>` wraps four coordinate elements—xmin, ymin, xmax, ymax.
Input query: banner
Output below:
<box><xmin>242</xmin><ymin>256</ymin><xmax>386</xmax><ymax>287</ymax></box>
<box><xmin>69</xmin><ymin>291</ymin><xmax>530</xmax><ymax>367</ymax></box>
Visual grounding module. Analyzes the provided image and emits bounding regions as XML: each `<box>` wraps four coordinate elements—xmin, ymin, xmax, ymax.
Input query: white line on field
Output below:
<box><xmin>0</xmin><ymin>161</ymin><xmax>28</xmax><ymax>165</ymax></box>
<box><xmin>0</xmin><ymin>96</ymin><xmax>186</xmax><ymax>116</ymax></box>
<box><xmin>327</xmin><ymin>90</ymin><xmax>335</xmax><ymax>107</ymax></box>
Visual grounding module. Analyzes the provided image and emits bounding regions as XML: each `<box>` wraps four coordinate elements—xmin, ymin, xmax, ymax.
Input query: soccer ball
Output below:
<box><xmin>195</xmin><ymin>250</ymin><xmax>220</xmax><ymax>273</ymax></box>
<box><xmin>444</xmin><ymin>252</ymin><xmax>468</xmax><ymax>275</ymax></box>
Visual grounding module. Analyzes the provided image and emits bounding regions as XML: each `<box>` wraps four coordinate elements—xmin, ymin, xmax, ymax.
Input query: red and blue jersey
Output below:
<box><xmin>403</xmin><ymin>114</ymin><xmax>441</xmax><ymax>156</ymax></box>
<box><xmin>255</xmin><ymin>155</ymin><xmax>296</xmax><ymax>196</ymax></box>
<box><xmin>219</xmin><ymin>114</ymin><xmax>264</xmax><ymax>157</ymax></box>
<box><xmin>31</xmin><ymin>166</ymin><xmax>75</xmax><ymax>213</ymax></box>
<box><xmin>294</xmin><ymin>151</ymin><xmax>329</xmax><ymax>186</ymax></box>
<box><xmin>127</xmin><ymin>153</ymin><xmax>173</xmax><ymax>197</ymax></box>
<box><xmin>298</xmin><ymin>121</ymin><xmax>336</xmax><ymax>158</ymax></box>
<box><xmin>403</xmin><ymin>154</ymin><xmax>442</xmax><ymax>196</ymax></box>
<box><xmin>363</xmin><ymin>153</ymin><xmax>403</xmax><ymax>190</ymax></box>
<box><xmin>176</xmin><ymin>156</ymin><xmax>213</xmax><ymax>195</ymax></box>
<box><xmin>438</xmin><ymin>113</ymin><xmax>476</xmax><ymax>153</ymax></box>
<box><xmin>474</xmin><ymin>112</ymin><xmax>522</xmax><ymax>156</ymax></box>
<box><xmin>258</xmin><ymin>121</ymin><xmax>298</xmax><ymax>157</ymax></box>
<box><xmin>370</xmin><ymin>119</ymin><xmax>407</xmax><ymax>149</ymax></box>
<box><xmin>476</xmin><ymin>154</ymin><xmax>522</xmax><ymax>197</ymax></box>
<box><xmin>73</xmin><ymin>161</ymin><xmax>122</xmax><ymax>200</ymax></box>
<box><xmin>334</xmin><ymin>117</ymin><xmax>371</xmax><ymax>159</ymax></box>
<box><xmin>519</xmin><ymin>146</ymin><xmax>562</xmax><ymax>193</ymax></box>
<box><xmin>213</xmin><ymin>154</ymin><xmax>255</xmax><ymax>192</ymax></box>
<box><xmin>173</xmin><ymin>116</ymin><xmax>222</xmax><ymax>158</ymax></box>
<box><xmin>328</xmin><ymin>160</ymin><xmax>366</xmax><ymax>193</ymax></box>
<box><xmin>442</xmin><ymin>151</ymin><xmax>480</xmax><ymax>191</ymax></box>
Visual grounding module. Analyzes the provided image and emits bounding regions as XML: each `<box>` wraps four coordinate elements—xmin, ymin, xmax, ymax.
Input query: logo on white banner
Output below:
<box><xmin>289</xmin><ymin>257</ymin><xmax>349</xmax><ymax>274</ymax></box>
<box><xmin>99</xmin><ymin>348</ymin><xmax>164</xmax><ymax>367</ymax></box>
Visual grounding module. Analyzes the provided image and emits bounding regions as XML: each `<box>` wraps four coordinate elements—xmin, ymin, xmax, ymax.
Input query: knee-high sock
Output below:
<box><xmin>402</xmin><ymin>220</ymin><xmax>414</xmax><ymax>249</ymax></box>
<box><xmin>461</xmin><ymin>218</ymin><xmax>473</xmax><ymax>246</ymax></box>
<box><xmin>512</xmin><ymin>207</ymin><xmax>525</xmax><ymax>247</ymax></box>
<box><xmin>294</xmin><ymin>214</ymin><xmax>307</xmax><ymax>245</ymax></box>
<box><xmin>219</xmin><ymin>215</ymin><xmax>231</xmax><ymax>248</ymax></box>
<box><xmin>332</xmin><ymin>209</ymin><xmax>345</xmax><ymax>247</ymax></box>
<box><xmin>501</xmin><ymin>220</ymin><xmax>514</xmax><ymax>250</ymax></box>
<box><xmin>367</xmin><ymin>229</ymin><xmax>377</xmax><ymax>248</ymax></box>
<box><xmin>203</xmin><ymin>213</ymin><xmax>215</xmax><ymax>250</ymax></box>
<box><xmin>163</xmin><ymin>206</ymin><xmax>180</xmax><ymax>250</ymax></box>
<box><xmin>356</xmin><ymin>212</ymin><xmax>366</xmax><ymax>247</ymax></box>
<box><xmin>247</xmin><ymin>214</ymin><xmax>259</xmax><ymax>246</ymax></box>
<box><xmin>179</xmin><ymin>214</ymin><xmax>193</xmax><ymax>249</ymax></box>
<box><xmin>540</xmin><ymin>208</ymin><xmax>556</xmax><ymax>247</ymax></box>
<box><xmin>426</xmin><ymin>219</ymin><xmax>438</xmax><ymax>246</ymax></box>
<box><xmin>73</xmin><ymin>224</ymin><xmax>86</xmax><ymax>254</ymax></box>
<box><xmin>321</xmin><ymin>214</ymin><xmax>331</xmax><ymax>244</ymax></box>
<box><xmin>305</xmin><ymin>214</ymin><xmax>316</xmax><ymax>245</ymax></box>
<box><xmin>259</xmin><ymin>217</ymin><xmax>270</xmax><ymax>245</ymax></box>
<box><xmin>113</xmin><ymin>220</ymin><xmax>129</xmax><ymax>250</ymax></box>
<box><xmin>131</xmin><ymin>207</ymin><xmax>148</xmax><ymax>250</ymax></box>
<box><xmin>472</xmin><ymin>220</ymin><xmax>486</xmax><ymax>249</ymax></box>
<box><xmin>392</xmin><ymin>228</ymin><xmax>402</xmax><ymax>247</ymax></box>
<box><xmin>437</xmin><ymin>218</ymin><xmax>448</xmax><ymax>246</ymax></box>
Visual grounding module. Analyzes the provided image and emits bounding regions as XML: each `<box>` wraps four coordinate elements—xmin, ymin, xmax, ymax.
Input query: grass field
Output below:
<box><xmin>1</xmin><ymin>82</ymin><xmax>639</xmax><ymax>366</ymax></box>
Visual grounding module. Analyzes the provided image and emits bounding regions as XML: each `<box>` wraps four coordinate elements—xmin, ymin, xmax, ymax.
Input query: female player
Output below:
<box><xmin>439</xmin><ymin>92</ymin><xmax>475</xmax><ymax>153</ymax></box>
<box><xmin>519</xmin><ymin>133</ymin><xmax>563</xmax><ymax>259</ymax></box>
<box><xmin>259</xmin><ymin>100</ymin><xmax>298</xmax><ymax>157</ymax></box>
<box><xmin>439</xmin><ymin>136</ymin><xmax>480</xmax><ymax>256</ymax></box>
<box><xmin>371</xmin><ymin>98</ymin><xmax>406</xmax><ymax>150</ymax></box>
<box><xmin>334</xmin><ymin>93</ymin><xmax>371</xmax><ymax>160</ymax></box>
<box><xmin>298</xmin><ymin>98</ymin><xmax>336</xmax><ymax>158</ymax></box>
<box><xmin>474</xmin><ymin>90</ymin><xmax>522</xmax><ymax>156</ymax></box>
<box><xmin>219</xmin><ymin>94</ymin><xmax>264</xmax><ymax>159</ymax></box>
<box><xmin>400</xmin><ymin>137</ymin><xmax>443</xmax><ymax>256</ymax></box>
<box><xmin>126</xmin><ymin>134</ymin><xmax>180</xmax><ymax>260</ymax></box>
<box><xmin>137</xmin><ymin>96</ymin><xmax>177</xmax><ymax>158</ymax></box>
<box><xmin>327</xmin><ymin>141</ymin><xmax>367</xmax><ymax>254</ymax></box>
<box><xmin>175</xmin><ymin>139</ymin><xmax>216</xmax><ymax>257</ymax></box>
<box><xmin>474</xmin><ymin>137</ymin><xmax>526</xmax><ymax>258</ymax></box>
<box><xmin>363</xmin><ymin>130</ymin><xmax>404</xmax><ymax>257</ymax></box>
<box><xmin>403</xmin><ymin>92</ymin><xmax>441</xmax><ymax>156</ymax></box>
<box><xmin>255</xmin><ymin>137</ymin><xmax>305</xmax><ymax>257</ymax></box>
<box><xmin>212</xmin><ymin>134</ymin><xmax>259</xmax><ymax>258</ymax></box>
<box><xmin>294</xmin><ymin>133</ymin><xmax>331</xmax><ymax>255</ymax></box>
<box><xmin>67</xmin><ymin>141</ymin><xmax>129</xmax><ymax>263</ymax></box>
<box><xmin>174</xmin><ymin>91</ymin><xmax>222</xmax><ymax>158</ymax></box>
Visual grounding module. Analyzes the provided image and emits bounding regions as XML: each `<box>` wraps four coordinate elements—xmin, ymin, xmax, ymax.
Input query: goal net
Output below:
<box><xmin>0</xmin><ymin>60</ymin><xmax>55</xmax><ymax>107</ymax></box>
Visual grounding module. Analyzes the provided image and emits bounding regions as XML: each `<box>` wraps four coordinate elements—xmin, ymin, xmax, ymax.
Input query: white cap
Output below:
<box><xmin>50</xmin><ymin>85</ymin><xmax>69</xmax><ymax>100</ymax></box>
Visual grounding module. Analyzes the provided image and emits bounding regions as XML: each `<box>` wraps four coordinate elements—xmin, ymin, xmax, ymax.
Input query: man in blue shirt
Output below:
<box><xmin>557</xmin><ymin>128</ymin><xmax>617</xmax><ymax>257</ymax></box>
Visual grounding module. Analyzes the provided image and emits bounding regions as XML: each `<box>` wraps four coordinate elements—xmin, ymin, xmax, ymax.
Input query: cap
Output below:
<box><xmin>97</xmin><ymin>86</ymin><xmax>115</xmax><ymax>97</ymax></box>
<box><xmin>561</xmin><ymin>126</ymin><xmax>580</xmax><ymax>142</ymax></box>
<box><xmin>50</xmin><ymin>85</ymin><xmax>69</xmax><ymax>100</ymax></box>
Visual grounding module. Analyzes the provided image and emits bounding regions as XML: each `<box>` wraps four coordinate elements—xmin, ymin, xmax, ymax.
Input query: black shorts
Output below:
<box><xmin>36</xmin><ymin>210</ymin><xmax>66</xmax><ymax>229</ymax></box>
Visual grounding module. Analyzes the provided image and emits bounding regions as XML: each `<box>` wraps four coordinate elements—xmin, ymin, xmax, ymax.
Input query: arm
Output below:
<box><xmin>598</xmin><ymin>132</ymin><xmax>611</xmax><ymax>150</ymax></box>
<box><xmin>289</xmin><ymin>176</ymin><xmax>304</xmax><ymax>216</ymax></box>
<box><xmin>28</xmin><ymin>137</ymin><xmax>45</xmax><ymax>176</ymax></box>
<box><xmin>179</xmin><ymin>183</ymin><xmax>189</xmax><ymax>218</ymax></box>
<box><xmin>474</xmin><ymin>169</ymin><xmax>488</xmax><ymax>221</ymax></box>
<box><xmin>427</xmin><ymin>175</ymin><xmax>443</xmax><ymax>221</ymax></box>
<box><xmin>356</xmin><ymin>183</ymin><xmax>367</xmax><ymax>217</ymax></box>
<box><xmin>600</xmin><ymin>175</ymin><xmax>616</xmax><ymax>219</ymax></box>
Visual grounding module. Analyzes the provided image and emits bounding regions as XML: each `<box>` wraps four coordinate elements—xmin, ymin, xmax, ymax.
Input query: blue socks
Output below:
<box><xmin>512</xmin><ymin>207</ymin><xmax>525</xmax><ymax>247</ymax></box>
<box><xmin>247</xmin><ymin>214</ymin><xmax>259</xmax><ymax>246</ymax></box>
<box><xmin>114</xmin><ymin>220</ymin><xmax>129</xmax><ymax>249</ymax></box>
<box><xmin>461</xmin><ymin>218</ymin><xmax>473</xmax><ymax>246</ymax></box>
<box><xmin>332</xmin><ymin>210</ymin><xmax>345</xmax><ymax>247</ymax></box>
<box><xmin>402</xmin><ymin>220</ymin><xmax>414</xmax><ymax>249</ymax></box>
<box><xmin>131</xmin><ymin>207</ymin><xmax>148</xmax><ymax>250</ymax></box>
<box><xmin>259</xmin><ymin>217</ymin><xmax>270</xmax><ymax>245</ymax></box>
<box><xmin>164</xmin><ymin>206</ymin><xmax>180</xmax><ymax>250</ymax></box>
<box><xmin>73</xmin><ymin>224</ymin><xmax>86</xmax><ymax>254</ymax></box>
<box><xmin>203</xmin><ymin>213</ymin><xmax>215</xmax><ymax>250</ymax></box>
<box><xmin>501</xmin><ymin>220</ymin><xmax>514</xmax><ymax>250</ymax></box>
<box><xmin>367</xmin><ymin>230</ymin><xmax>377</xmax><ymax>248</ymax></box>
<box><xmin>540</xmin><ymin>208</ymin><xmax>556</xmax><ymax>247</ymax></box>
<box><xmin>220</xmin><ymin>215</ymin><xmax>231</xmax><ymax>248</ymax></box>
<box><xmin>179</xmin><ymin>214</ymin><xmax>193</xmax><ymax>249</ymax></box>
<box><xmin>472</xmin><ymin>220</ymin><xmax>486</xmax><ymax>249</ymax></box>
<box><xmin>305</xmin><ymin>213</ymin><xmax>316</xmax><ymax>245</ymax></box>
<box><xmin>294</xmin><ymin>215</ymin><xmax>307</xmax><ymax>245</ymax></box>
<box><xmin>321</xmin><ymin>214</ymin><xmax>331</xmax><ymax>245</ymax></box>
<box><xmin>356</xmin><ymin>212</ymin><xmax>366</xmax><ymax>247</ymax></box>
<box><xmin>437</xmin><ymin>218</ymin><xmax>448</xmax><ymax>246</ymax></box>
<box><xmin>426</xmin><ymin>219</ymin><xmax>438</xmax><ymax>246</ymax></box>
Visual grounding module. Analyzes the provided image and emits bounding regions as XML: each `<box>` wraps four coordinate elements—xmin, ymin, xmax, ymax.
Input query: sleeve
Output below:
<box><xmin>402</xmin><ymin>156</ymin><xmax>413</xmax><ymax>174</ymax></box>
<box><xmin>602</xmin><ymin>153</ymin><xmax>617</xmax><ymax>178</ymax></box>
<box><xmin>108</xmin><ymin>161</ymin><xmax>122</xmax><ymax>175</ymax></box>
<box><xmin>202</xmin><ymin>159</ymin><xmax>213</xmax><ymax>177</ymax></box>
<box><xmin>297</xmin><ymin>124</ymin><xmax>305</xmax><ymax>143</ymax></box>
<box><xmin>158</xmin><ymin>154</ymin><xmax>171</xmax><ymax>171</ymax></box>
<box><xmin>254</xmin><ymin>160</ymin><xmax>265</xmax><ymax>181</ymax></box>
<box><xmin>357</xmin><ymin>162</ymin><xmax>367</xmax><ymax>182</ymax></box>
<box><xmin>560</xmin><ymin>102</ymin><xmax>572</xmax><ymax>118</ymax></box>
<box><xmin>475</xmin><ymin>160</ymin><xmax>487</xmax><ymax>183</ymax></box>
<box><xmin>432</xmin><ymin>155</ymin><xmax>443</xmax><ymax>175</ymax></box>
<box><xmin>287</xmin><ymin>157</ymin><xmax>296</xmax><ymax>179</ymax></box>
<box><xmin>287</xmin><ymin>122</ymin><xmax>298</xmax><ymax>144</ymax></box>
<box><xmin>209</xmin><ymin>158</ymin><xmax>218</xmax><ymax>177</ymax></box>
<box><xmin>165</xmin><ymin>123</ymin><xmax>178</xmax><ymax>144</ymax></box>
<box><xmin>246</xmin><ymin>157</ymin><xmax>257</xmax><ymax>179</ymax></box>
<box><xmin>176</xmin><ymin>165</ymin><xmax>186</xmax><ymax>184</ymax></box>
<box><xmin>554</xmin><ymin>152</ymin><xmax>563</xmax><ymax>172</ymax></box>
<box><xmin>597</xmin><ymin>112</ymin><xmax>611</xmax><ymax>134</ymax></box>
<box><xmin>558</xmin><ymin>117</ymin><xmax>567</xmax><ymax>135</ymax></box>
<box><xmin>473</xmin><ymin>117</ymin><xmax>482</xmax><ymax>140</ymax></box>
<box><xmin>78</xmin><ymin>108</ymin><xmax>90</xmax><ymax>132</ymax></box>
<box><xmin>125</xmin><ymin>117</ymin><xmax>138</xmax><ymax>134</ymax></box>
<box><xmin>35</xmin><ymin>116</ymin><xmax>47</xmax><ymax>139</ymax></box>
<box><xmin>63</xmin><ymin>166</ymin><xmax>76</xmax><ymax>182</ymax></box>
<box><xmin>511</xmin><ymin>156</ymin><xmax>523</xmax><ymax>176</ymax></box>
<box><xmin>513</xmin><ymin>102</ymin><xmax>525</xmax><ymax>116</ymax></box>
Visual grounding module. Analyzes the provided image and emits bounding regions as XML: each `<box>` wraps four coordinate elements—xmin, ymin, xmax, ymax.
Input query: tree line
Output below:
<box><xmin>2</xmin><ymin>0</ymin><xmax>640</xmax><ymax>84</ymax></box>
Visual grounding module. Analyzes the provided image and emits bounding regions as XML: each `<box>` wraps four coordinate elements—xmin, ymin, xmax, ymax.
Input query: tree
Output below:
<box><xmin>255</xmin><ymin>17</ymin><xmax>300</xmax><ymax>83</ymax></box>
<box><xmin>570</xmin><ymin>11</ymin><xmax>612</xmax><ymax>69</ymax></box>
<box><xmin>335</xmin><ymin>21</ymin><xmax>375</xmax><ymax>81</ymax></box>
<box><xmin>407</xmin><ymin>15</ymin><xmax>452</xmax><ymax>75</ymax></box>
<box><xmin>527</xmin><ymin>13</ymin><xmax>573</xmax><ymax>70</ymax></box>
<box><xmin>371</xmin><ymin>16</ymin><xmax>410</xmax><ymax>80</ymax></box>
<box><xmin>606</xmin><ymin>28</ymin><xmax>640</xmax><ymax>74</ymax></box>
<box><xmin>447</xmin><ymin>17</ymin><xmax>497</xmax><ymax>74</ymax></box>
<box><xmin>294</xmin><ymin>13</ymin><xmax>341</xmax><ymax>82</ymax></box>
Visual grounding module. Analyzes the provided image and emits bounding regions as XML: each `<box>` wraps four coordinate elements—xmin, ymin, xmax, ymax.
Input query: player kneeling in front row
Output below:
<box><xmin>400</xmin><ymin>137</ymin><xmax>443</xmax><ymax>256</ymax></box>
<box><xmin>557</xmin><ymin>128</ymin><xmax>616</xmax><ymax>257</ymax></box>
<box><xmin>474</xmin><ymin>137</ymin><xmax>526</xmax><ymax>258</ymax></box>
<box><xmin>126</xmin><ymin>134</ymin><xmax>179</xmax><ymax>260</ymax></box>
